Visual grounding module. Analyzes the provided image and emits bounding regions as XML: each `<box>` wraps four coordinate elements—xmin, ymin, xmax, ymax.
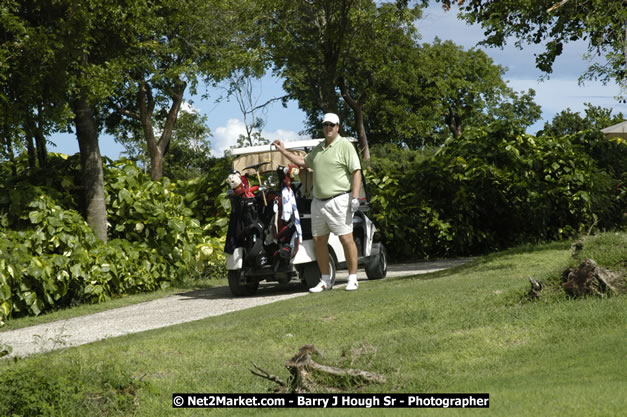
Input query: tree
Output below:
<box><xmin>417</xmin><ymin>39</ymin><xmax>511</xmax><ymax>138</ymax></box>
<box><xmin>227</xmin><ymin>73</ymin><xmax>275</xmax><ymax>148</ymax></box>
<box><xmin>490</xmin><ymin>89</ymin><xmax>542</xmax><ymax>132</ymax></box>
<box><xmin>4</xmin><ymin>0</ymin><xmax>265</xmax><ymax>238</ymax></box>
<box><xmin>64</xmin><ymin>2</ymin><xmax>144</xmax><ymax>242</ymax></box>
<box><xmin>338</xmin><ymin>3</ymin><xmax>422</xmax><ymax>159</ymax></box>
<box><xmin>109</xmin><ymin>102</ymin><xmax>216</xmax><ymax>179</ymax></box>
<box><xmin>0</xmin><ymin>0</ymin><xmax>73</xmax><ymax>169</ymax></box>
<box><xmin>265</xmin><ymin>0</ymin><xmax>421</xmax><ymax>159</ymax></box>
<box><xmin>2</xmin><ymin>0</ymin><xmax>157</xmax><ymax>241</ymax></box>
<box><xmin>363</xmin><ymin>40</ymin><xmax>541</xmax><ymax>148</ymax></box>
<box><xmin>162</xmin><ymin>109</ymin><xmax>216</xmax><ymax>179</ymax></box>
<box><xmin>434</xmin><ymin>0</ymin><xmax>627</xmax><ymax>95</ymax></box>
<box><xmin>105</xmin><ymin>0</ymin><xmax>265</xmax><ymax>180</ymax></box>
<box><xmin>537</xmin><ymin>103</ymin><xmax>625</xmax><ymax>137</ymax></box>
<box><xmin>358</xmin><ymin>40</ymin><xmax>431</xmax><ymax>148</ymax></box>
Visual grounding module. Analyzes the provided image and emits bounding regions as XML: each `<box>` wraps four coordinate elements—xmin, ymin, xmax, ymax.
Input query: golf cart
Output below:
<box><xmin>223</xmin><ymin>139</ymin><xmax>387</xmax><ymax>296</ymax></box>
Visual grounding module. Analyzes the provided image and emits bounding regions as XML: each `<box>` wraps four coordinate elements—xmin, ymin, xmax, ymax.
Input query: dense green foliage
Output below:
<box><xmin>265</xmin><ymin>1</ymin><xmax>544</xmax><ymax>152</ymax></box>
<box><xmin>366</xmin><ymin>39</ymin><xmax>541</xmax><ymax>145</ymax></box>
<box><xmin>366</xmin><ymin>122</ymin><xmax>626</xmax><ymax>259</ymax></box>
<box><xmin>537</xmin><ymin>103</ymin><xmax>625</xmax><ymax>138</ymax></box>
<box><xmin>0</xmin><ymin>154</ymin><xmax>226</xmax><ymax>322</ymax></box>
<box><xmin>3</xmin><ymin>0</ymin><xmax>625</xmax><ymax>245</ymax></box>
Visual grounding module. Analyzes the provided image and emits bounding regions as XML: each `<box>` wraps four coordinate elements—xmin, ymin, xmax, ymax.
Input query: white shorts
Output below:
<box><xmin>311</xmin><ymin>193</ymin><xmax>353</xmax><ymax>237</ymax></box>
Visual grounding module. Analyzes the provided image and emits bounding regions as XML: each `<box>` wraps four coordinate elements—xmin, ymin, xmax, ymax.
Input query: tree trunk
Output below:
<box><xmin>561</xmin><ymin>258</ymin><xmax>623</xmax><ymax>297</ymax></box>
<box><xmin>24</xmin><ymin>113</ymin><xmax>49</xmax><ymax>168</ymax></box>
<box><xmin>338</xmin><ymin>77</ymin><xmax>370</xmax><ymax>160</ymax></box>
<box><xmin>445</xmin><ymin>111</ymin><xmax>463</xmax><ymax>138</ymax></box>
<box><xmin>320</xmin><ymin>77</ymin><xmax>339</xmax><ymax>114</ymax></box>
<box><xmin>34</xmin><ymin>111</ymin><xmax>48</xmax><ymax>167</ymax></box>
<box><xmin>138</xmin><ymin>79</ymin><xmax>186</xmax><ymax>181</ymax></box>
<box><xmin>5</xmin><ymin>136</ymin><xmax>16</xmax><ymax>176</ymax></box>
<box><xmin>2</xmin><ymin>98</ymin><xmax>17</xmax><ymax>175</ymax></box>
<box><xmin>35</xmin><ymin>131</ymin><xmax>48</xmax><ymax>168</ymax></box>
<box><xmin>318</xmin><ymin>37</ymin><xmax>340</xmax><ymax>114</ymax></box>
<box><xmin>26</xmin><ymin>135</ymin><xmax>36</xmax><ymax>169</ymax></box>
<box><xmin>24</xmin><ymin>117</ymin><xmax>37</xmax><ymax>169</ymax></box>
<box><xmin>73</xmin><ymin>96</ymin><xmax>108</xmax><ymax>242</ymax></box>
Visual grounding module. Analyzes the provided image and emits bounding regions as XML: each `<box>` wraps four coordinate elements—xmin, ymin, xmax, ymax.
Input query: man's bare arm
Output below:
<box><xmin>272</xmin><ymin>139</ymin><xmax>307</xmax><ymax>168</ymax></box>
<box><xmin>351</xmin><ymin>169</ymin><xmax>361</xmax><ymax>199</ymax></box>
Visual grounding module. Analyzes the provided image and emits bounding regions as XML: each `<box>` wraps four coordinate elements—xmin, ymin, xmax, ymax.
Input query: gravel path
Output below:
<box><xmin>0</xmin><ymin>259</ymin><xmax>469</xmax><ymax>358</ymax></box>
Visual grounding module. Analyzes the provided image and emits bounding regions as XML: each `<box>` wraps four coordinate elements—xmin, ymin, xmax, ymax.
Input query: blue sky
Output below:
<box><xmin>49</xmin><ymin>3</ymin><xmax>626</xmax><ymax>158</ymax></box>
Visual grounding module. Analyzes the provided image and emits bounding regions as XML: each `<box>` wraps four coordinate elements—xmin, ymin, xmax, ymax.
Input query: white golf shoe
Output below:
<box><xmin>345</xmin><ymin>277</ymin><xmax>359</xmax><ymax>291</ymax></box>
<box><xmin>309</xmin><ymin>280</ymin><xmax>329</xmax><ymax>293</ymax></box>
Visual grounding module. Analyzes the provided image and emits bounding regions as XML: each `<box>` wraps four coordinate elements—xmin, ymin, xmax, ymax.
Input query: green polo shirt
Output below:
<box><xmin>304</xmin><ymin>136</ymin><xmax>361</xmax><ymax>199</ymax></box>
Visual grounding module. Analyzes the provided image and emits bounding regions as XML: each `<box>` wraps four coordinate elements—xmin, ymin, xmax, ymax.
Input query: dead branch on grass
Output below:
<box><xmin>251</xmin><ymin>344</ymin><xmax>386</xmax><ymax>393</ymax></box>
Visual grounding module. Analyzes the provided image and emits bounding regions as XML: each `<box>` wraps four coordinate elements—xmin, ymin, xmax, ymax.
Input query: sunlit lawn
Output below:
<box><xmin>1</xmin><ymin>232</ymin><xmax>625</xmax><ymax>416</ymax></box>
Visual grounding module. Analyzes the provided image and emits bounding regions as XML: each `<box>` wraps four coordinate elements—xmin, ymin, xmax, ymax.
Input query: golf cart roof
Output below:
<box><xmin>227</xmin><ymin>139</ymin><xmax>322</xmax><ymax>157</ymax></box>
<box><xmin>226</xmin><ymin>137</ymin><xmax>357</xmax><ymax>157</ymax></box>
<box><xmin>227</xmin><ymin>138</ymin><xmax>356</xmax><ymax>175</ymax></box>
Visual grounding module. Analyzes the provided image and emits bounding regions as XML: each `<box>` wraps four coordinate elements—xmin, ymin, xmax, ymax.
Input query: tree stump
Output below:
<box><xmin>561</xmin><ymin>259</ymin><xmax>622</xmax><ymax>298</ymax></box>
<box><xmin>527</xmin><ymin>277</ymin><xmax>543</xmax><ymax>300</ymax></box>
<box><xmin>251</xmin><ymin>344</ymin><xmax>386</xmax><ymax>393</ymax></box>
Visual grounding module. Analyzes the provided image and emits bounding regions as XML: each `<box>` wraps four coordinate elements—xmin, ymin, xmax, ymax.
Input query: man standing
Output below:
<box><xmin>272</xmin><ymin>113</ymin><xmax>362</xmax><ymax>292</ymax></box>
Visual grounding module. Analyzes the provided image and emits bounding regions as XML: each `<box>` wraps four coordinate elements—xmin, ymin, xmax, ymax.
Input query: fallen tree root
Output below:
<box><xmin>251</xmin><ymin>344</ymin><xmax>386</xmax><ymax>393</ymax></box>
<box><xmin>562</xmin><ymin>259</ymin><xmax>622</xmax><ymax>298</ymax></box>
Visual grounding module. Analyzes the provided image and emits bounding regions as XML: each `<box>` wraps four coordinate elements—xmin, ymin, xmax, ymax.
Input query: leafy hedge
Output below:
<box><xmin>366</xmin><ymin>122</ymin><xmax>626</xmax><ymax>259</ymax></box>
<box><xmin>0</xmin><ymin>155</ymin><xmax>226</xmax><ymax>322</ymax></box>
<box><xmin>173</xmin><ymin>156</ymin><xmax>233</xmax><ymax>237</ymax></box>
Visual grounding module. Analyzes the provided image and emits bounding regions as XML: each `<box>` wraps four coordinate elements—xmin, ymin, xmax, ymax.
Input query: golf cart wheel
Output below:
<box><xmin>365</xmin><ymin>243</ymin><xmax>387</xmax><ymax>280</ymax></box>
<box><xmin>228</xmin><ymin>269</ymin><xmax>259</xmax><ymax>296</ymax></box>
<box><xmin>302</xmin><ymin>257</ymin><xmax>336</xmax><ymax>289</ymax></box>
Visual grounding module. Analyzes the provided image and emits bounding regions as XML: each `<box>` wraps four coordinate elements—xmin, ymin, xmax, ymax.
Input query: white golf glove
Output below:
<box><xmin>351</xmin><ymin>198</ymin><xmax>360</xmax><ymax>212</ymax></box>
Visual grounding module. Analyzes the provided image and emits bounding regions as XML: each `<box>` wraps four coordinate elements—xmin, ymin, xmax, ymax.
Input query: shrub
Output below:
<box><xmin>0</xmin><ymin>189</ymin><xmax>180</xmax><ymax>320</ymax></box>
<box><xmin>366</xmin><ymin>122</ymin><xmax>626</xmax><ymax>259</ymax></box>
<box><xmin>105</xmin><ymin>159</ymin><xmax>228</xmax><ymax>281</ymax></box>
<box><xmin>0</xmin><ymin>190</ymin><xmax>100</xmax><ymax>318</ymax></box>
<box><xmin>175</xmin><ymin>156</ymin><xmax>233</xmax><ymax>237</ymax></box>
<box><xmin>0</xmin><ymin>155</ymin><xmax>227</xmax><ymax>322</ymax></box>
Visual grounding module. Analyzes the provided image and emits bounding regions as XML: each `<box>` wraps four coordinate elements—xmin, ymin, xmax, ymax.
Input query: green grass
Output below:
<box><xmin>1</xmin><ymin>232</ymin><xmax>625</xmax><ymax>416</ymax></box>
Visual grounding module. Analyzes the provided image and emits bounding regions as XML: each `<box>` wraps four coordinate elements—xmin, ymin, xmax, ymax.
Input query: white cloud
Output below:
<box><xmin>273</xmin><ymin>129</ymin><xmax>307</xmax><ymax>142</ymax></box>
<box><xmin>180</xmin><ymin>101</ymin><xmax>198</xmax><ymax>114</ymax></box>
<box><xmin>213</xmin><ymin>119</ymin><xmax>247</xmax><ymax>156</ymax></box>
<box><xmin>211</xmin><ymin>118</ymin><xmax>307</xmax><ymax>156</ymax></box>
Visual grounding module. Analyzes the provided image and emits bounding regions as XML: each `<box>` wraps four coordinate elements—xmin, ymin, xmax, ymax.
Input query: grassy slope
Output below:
<box><xmin>1</xmin><ymin>233</ymin><xmax>625</xmax><ymax>416</ymax></box>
